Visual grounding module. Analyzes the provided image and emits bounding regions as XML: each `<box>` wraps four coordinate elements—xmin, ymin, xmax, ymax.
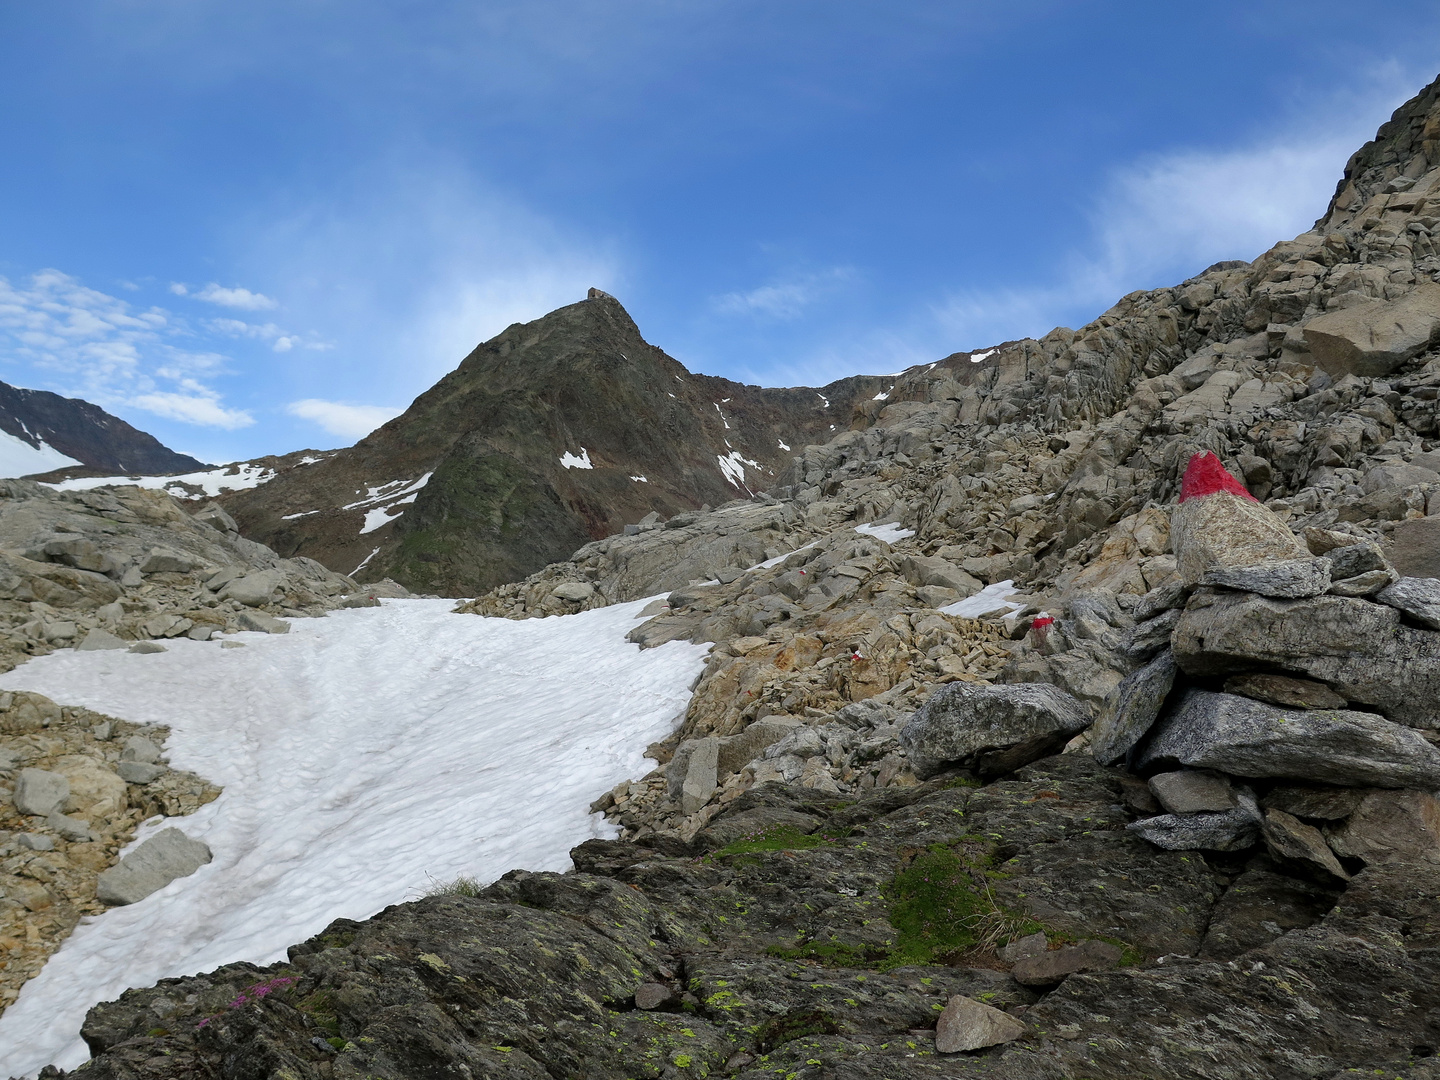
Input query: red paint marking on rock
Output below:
<box><xmin>1179</xmin><ymin>452</ymin><xmax>1257</xmax><ymax>503</ymax></box>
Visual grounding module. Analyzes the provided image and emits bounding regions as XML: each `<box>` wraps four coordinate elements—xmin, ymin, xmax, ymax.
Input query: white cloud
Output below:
<box><xmin>181</xmin><ymin>283</ymin><xmax>279</xmax><ymax>311</ymax></box>
<box><xmin>0</xmin><ymin>270</ymin><xmax>256</xmax><ymax>429</ymax></box>
<box><xmin>932</xmin><ymin>67</ymin><xmax>1422</xmax><ymax>350</ymax></box>
<box><xmin>287</xmin><ymin>399</ymin><xmax>404</xmax><ymax>440</ymax></box>
<box><xmin>241</xmin><ymin>159</ymin><xmax>618</xmax><ymax>392</ymax></box>
<box><xmin>132</xmin><ymin>391</ymin><xmax>254</xmax><ymax>429</ymax></box>
<box><xmin>204</xmin><ymin>317</ymin><xmax>329</xmax><ymax>353</ymax></box>
<box><xmin>713</xmin><ymin>267</ymin><xmax>855</xmax><ymax>320</ymax></box>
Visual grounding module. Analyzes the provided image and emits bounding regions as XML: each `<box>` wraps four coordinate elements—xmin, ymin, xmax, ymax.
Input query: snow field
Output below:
<box><xmin>0</xmin><ymin>598</ymin><xmax>710</xmax><ymax>1075</ymax></box>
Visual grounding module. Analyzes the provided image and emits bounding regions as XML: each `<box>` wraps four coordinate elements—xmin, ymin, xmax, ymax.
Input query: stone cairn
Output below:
<box><xmin>903</xmin><ymin>451</ymin><xmax>1440</xmax><ymax>883</ymax></box>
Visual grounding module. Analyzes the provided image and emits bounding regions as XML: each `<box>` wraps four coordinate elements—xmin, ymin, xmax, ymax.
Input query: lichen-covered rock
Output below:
<box><xmin>1137</xmin><ymin>689</ymin><xmax>1440</xmax><ymax>788</ymax></box>
<box><xmin>900</xmin><ymin>681</ymin><xmax>1090</xmax><ymax>778</ymax></box>
<box><xmin>1090</xmin><ymin>649</ymin><xmax>1176</xmax><ymax>766</ymax></box>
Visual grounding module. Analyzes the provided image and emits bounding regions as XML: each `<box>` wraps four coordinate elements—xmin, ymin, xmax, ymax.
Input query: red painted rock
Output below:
<box><xmin>1171</xmin><ymin>453</ymin><xmax>1309</xmax><ymax>587</ymax></box>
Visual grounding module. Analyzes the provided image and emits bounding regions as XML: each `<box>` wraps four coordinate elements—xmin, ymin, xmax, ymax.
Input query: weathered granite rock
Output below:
<box><xmin>900</xmin><ymin>682</ymin><xmax>1090</xmax><ymax>779</ymax></box>
<box><xmin>1326</xmin><ymin>790</ymin><xmax>1440</xmax><ymax>863</ymax></box>
<box><xmin>1010</xmin><ymin>939</ymin><xmax>1124</xmax><ymax>986</ymax></box>
<box><xmin>1198</xmin><ymin>865</ymin><xmax>1342</xmax><ymax>961</ymax></box>
<box><xmin>1127</xmin><ymin>806</ymin><xmax>1260</xmax><ymax>852</ymax></box>
<box><xmin>1199</xmin><ymin>557</ymin><xmax>1332</xmax><ymax>598</ymax></box>
<box><xmin>681</xmin><ymin>737</ymin><xmax>719</xmax><ymax>815</ymax></box>
<box><xmin>1324</xmin><ymin>539</ymin><xmax>1390</xmax><ymax>579</ymax></box>
<box><xmin>1172</xmin><ymin>591</ymin><xmax>1440</xmax><ymax>727</ymax></box>
<box><xmin>1261</xmin><ymin>809</ymin><xmax>1349</xmax><ymax>882</ymax></box>
<box><xmin>1222</xmin><ymin>672</ymin><xmax>1348</xmax><ymax>710</ymax></box>
<box><xmin>1262</xmin><ymin>785</ymin><xmax>1367</xmax><ymax>820</ymax></box>
<box><xmin>1136</xmin><ymin>689</ymin><xmax>1440</xmax><ymax>788</ymax></box>
<box><xmin>13</xmin><ymin>768</ymin><xmax>69</xmax><ymax>817</ymax></box>
<box><xmin>1302</xmin><ymin>280</ymin><xmax>1440</xmax><ymax>376</ymax></box>
<box><xmin>1090</xmin><ymin>650</ymin><xmax>1176</xmax><ymax>767</ymax></box>
<box><xmin>933</xmin><ymin>995</ymin><xmax>1025</xmax><ymax>1052</ymax></box>
<box><xmin>552</xmin><ymin>581</ymin><xmax>596</xmax><ymax>602</ymax></box>
<box><xmin>1328</xmin><ymin>569</ymin><xmax>1396</xmax><ymax>597</ymax></box>
<box><xmin>75</xmin><ymin>628</ymin><xmax>128</xmax><ymax>652</ymax></box>
<box><xmin>1148</xmin><ymin>770</ymin><xmax>1235</xmax><ymax>814</ymax></box>
<box><xmin>1170</xmin><ymin>453</ymin><xmax>1309</xmax><ymax>587</ymax></box>
<box><xmin>218</xmin><ymin>570</ymin><xmax>284</xmax><ymax>608</ymax></box>
<box><xmin>633</xmin><ymin>982</ymin><xmax>676</xmax><ymax>1010</ymax></box>
<box><xmin>235</xmin><ymin>610</ymin><xmax>290</xmax><ymax>634</ymax></box>
<box><xmin>95</xmin><ymin>828</ymin><xmax>213</xmax><ymax>905</ymax></box>
<box><xmin>1376</xmin><ymin>576</ymin><xmax>1440</xmax><ymax>630</ymax></box>
<box><xmin>1388</xmin><ymin>515</ymin><xmax>1440</xmax><ymax>580</ymax></box>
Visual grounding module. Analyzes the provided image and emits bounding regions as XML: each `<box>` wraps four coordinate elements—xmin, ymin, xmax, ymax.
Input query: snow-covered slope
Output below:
<box><xmin>0</xmin><ymin>429</ymin><xmax>81</xmax><ymax>479</ymax></box>
<box><xmin>0</xmin><ymin>598</ymin><xmax>709</xmax><ymax>1076</ymax></box>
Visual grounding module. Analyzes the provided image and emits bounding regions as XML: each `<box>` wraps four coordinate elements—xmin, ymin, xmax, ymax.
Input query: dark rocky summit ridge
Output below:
<box><xmin>0</xmin><ymin>382</ymin><xmax>204</xmax><ymax>476</ymax></box>
<box><xmin>212</xmin><ymin>291</ymin><xmax>895</xmax><ymax>596</ymax></box>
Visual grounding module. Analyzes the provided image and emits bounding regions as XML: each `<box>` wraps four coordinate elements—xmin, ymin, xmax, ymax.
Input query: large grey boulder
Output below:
<box><xmin>219</xmin><ymin>570</ymin><xmax>285</xmax><ymax>608</ymax></box>
<box><xmin>1362</xmin><ymin>463</ymin><xmax>1440</xmax><ymax>494</ymax></box>
<box><xmin>1376</xmin><ymin>576</ymin><xmax>1440</xmax><ymax>630</ymax></box>
<box><xmin>1323</xmin><ymin>539</ymin><xmax>1390</xmax><ymax>579</ymax></box>
<box><xmin>1170</xmin><ymin>454</ymin><xmax>1309</xmax><ymax>587</ymax></box>
<box><xmin>76</xmin><ymin>627</ymin><xmax>128</xmax><ymax>651</ymax></box>
<box><xmin>900</xmin><ymin>555</ymin><xmax>981</xmax><ymax>597</ymax></box>
<box><xmin>1171</xmin><ymin>592</ymin><xmax>1440</xmax><ymax>727</ymax></box>
<box><xmin>13</xmin><ymin>768</ymin><xmax>69</xmax><ymax>816</ymax></box>
<box><xmin>1090</xmin><ymin>649</ymin><xmax>1176</xmax><ymax>767</ymax></box>
<box><xmin>236</xmin><ymin>610</ymin><xmax>290</xmax><ymax>634</ymax></box>
<box><xmin>717</xmin><ymin>717</ymin><xmax>802</xmax><ymax>775</ymax></box>
<box><xmin>1388</xmin><ymin>515</ymin><xmax>1440</xmax><ymax>580</ymax></box>
<box><xmin>1136</xmin><ymin>689</ymin><xmax>1440</xmax><ymax>789</ymax></box>
<box><xmin>680</xmin><ymin>737</ymin><xmax>719</xmax><ymax>815</ymax></box>
<box><xmin>95</xmin><ymin>828</ymin><xmax>213</xmax><ymax>905</ymax></box>
<box><xmin>900</xmin><ymin>682</ymin><xmax>1090</xmax><ymax>779</ymax></box>
<box><xmin>1302</xmin><ymin>281</ymin><xmax>1440</xmax><ymax>377</ymax></box>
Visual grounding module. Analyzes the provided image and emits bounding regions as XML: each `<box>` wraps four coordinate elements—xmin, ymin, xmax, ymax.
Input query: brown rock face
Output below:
<box><xmin>1303</xmin><ymin>281</ymin><xmax>1440</xmax><ymax>377</ymax></box>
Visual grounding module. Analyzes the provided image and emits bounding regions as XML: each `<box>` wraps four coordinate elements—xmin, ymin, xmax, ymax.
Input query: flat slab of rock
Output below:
<box><xmin>96</xmin><ymin>828</ymin><xmax>213</xmax><ymax>905</ymax></box>
<box><xmin>900</xmin><ymin>682</ymin><xmax>1090</xmax><ymax>779</ymax></box>
<box><xmin>1200</xmin><ymin>558</ymin><xmax>1331</xmax><ymax>599</ymax></box>
<box><xmin>1090</xmin><ymin>650</ymin><xmax>1176</xmax><ymax>767</ymax></box>
<box><xmin>1010</xmin><ymin>939</ymin><xmax>1124</xmax><ymax>986</ymax></box>
<box><xmin>1149</xmin><ymin>770</ymin><xmax>1235</xmax><ymax>813</ymax></box>
<box><xmin>1303</xmin><ymin>281</ymin><xmax>1440</xmax><ymax>377</ymax></box>
<box><xmin>218</xmin><ymin>570</ymin><xmax>284</xmax><ymax>608</ymax></box>
<box><xmin>1172</xmin><ymin>591</ymin><xmax>1440</xmax><ymax>727</ymax></box>
<box><xmin>1324</xmin><ymin>540</ymin><xmax>1389</xmax><ymax>579</ymax></box>
<box><xmin>1127</xmin><ymin>806</ymin><xmax>1260</xmax><ymax>852</ymax></box>
<box><xmin>934</xmin><ymin>994</ymin><xmax>1025</xmax><ymax>1052</ymax></box>
<box><xmin>1376</xmin><ymin>576</ymin><xmax>1440</xmax><ymax>630</ymax></box>
<box><xmin>1222</xmin><ymin>673</ymin><xmax>1347</xmax><ymax>710</ymax></box>
<box><xmin>1137</xmin><ymin>689</ymin><xmax>1440</xmax><ymax>789</ymax></box>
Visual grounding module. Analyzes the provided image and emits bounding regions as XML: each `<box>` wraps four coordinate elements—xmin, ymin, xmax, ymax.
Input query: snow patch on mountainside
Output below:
<box><xmin>47</xmin><ymin>463</ymin><xmax>275</xmax><ymax>499</ymax></box>
<box><xmin>0</xmin><ymin>598</ymin><xmax>709</xmax><ymax>1076</ymax></box>
<box><xmin>0</xmin><ymin>430</ymin><xmax>83</xmax><ymax>479</ymax></box>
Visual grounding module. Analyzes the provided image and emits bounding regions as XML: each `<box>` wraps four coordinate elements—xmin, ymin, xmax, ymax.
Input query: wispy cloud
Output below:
<box><xmin>205</xmin><ymin>317</ymin><xmax>331</xmax><ymax>353</ymax></box>
<box><xmin>0</xmin><ymin>269</ymin><xmax>253</xmax><ymax>428</ymax></box>
<box><xmin>243</xmin><ymin>158</ymin><xmax>619</xmax><ymax>391</ymax></box>
<box><xmin>712</xmin><ymin>267</ymin><xmax>856</xmax><ymax>320</ymax></box>
<box><xmin>932</xmin><ymin>67</ymin><xmax>1421</xmax><ymax>349</ymax></box>
<box><xmin>171</xmin><ymin>282</ymin><xmax>279</xmax><ymax>311</ymax></box>
<box><xmin>287</xmin><ymin>399</ymin><xmax>403</xmax><ymax>440</ymax></box>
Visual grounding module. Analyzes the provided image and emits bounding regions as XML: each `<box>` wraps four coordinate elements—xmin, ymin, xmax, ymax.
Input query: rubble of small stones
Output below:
<box><xmin>0</xmin><ymin>693</ymin><xmax>219</xmax><ymax>1013</ymax></box>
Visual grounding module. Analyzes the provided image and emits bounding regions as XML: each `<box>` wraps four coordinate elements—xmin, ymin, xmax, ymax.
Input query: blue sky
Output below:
<box><xmin>1</xmin><ymin>2</ymin><xmax>1438</xmax><ymax>464</ymax></box>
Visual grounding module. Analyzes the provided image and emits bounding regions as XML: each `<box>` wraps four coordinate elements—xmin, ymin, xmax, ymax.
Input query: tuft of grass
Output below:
<box><xmin>425</xmin><ymin>874</ymin><xmax>485</xmax><ymax>898</ymax></box>
<box><xmin>709</xmin><ymin>826</ymin><xmax>829</xmax><ymax>860</ymax></box>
